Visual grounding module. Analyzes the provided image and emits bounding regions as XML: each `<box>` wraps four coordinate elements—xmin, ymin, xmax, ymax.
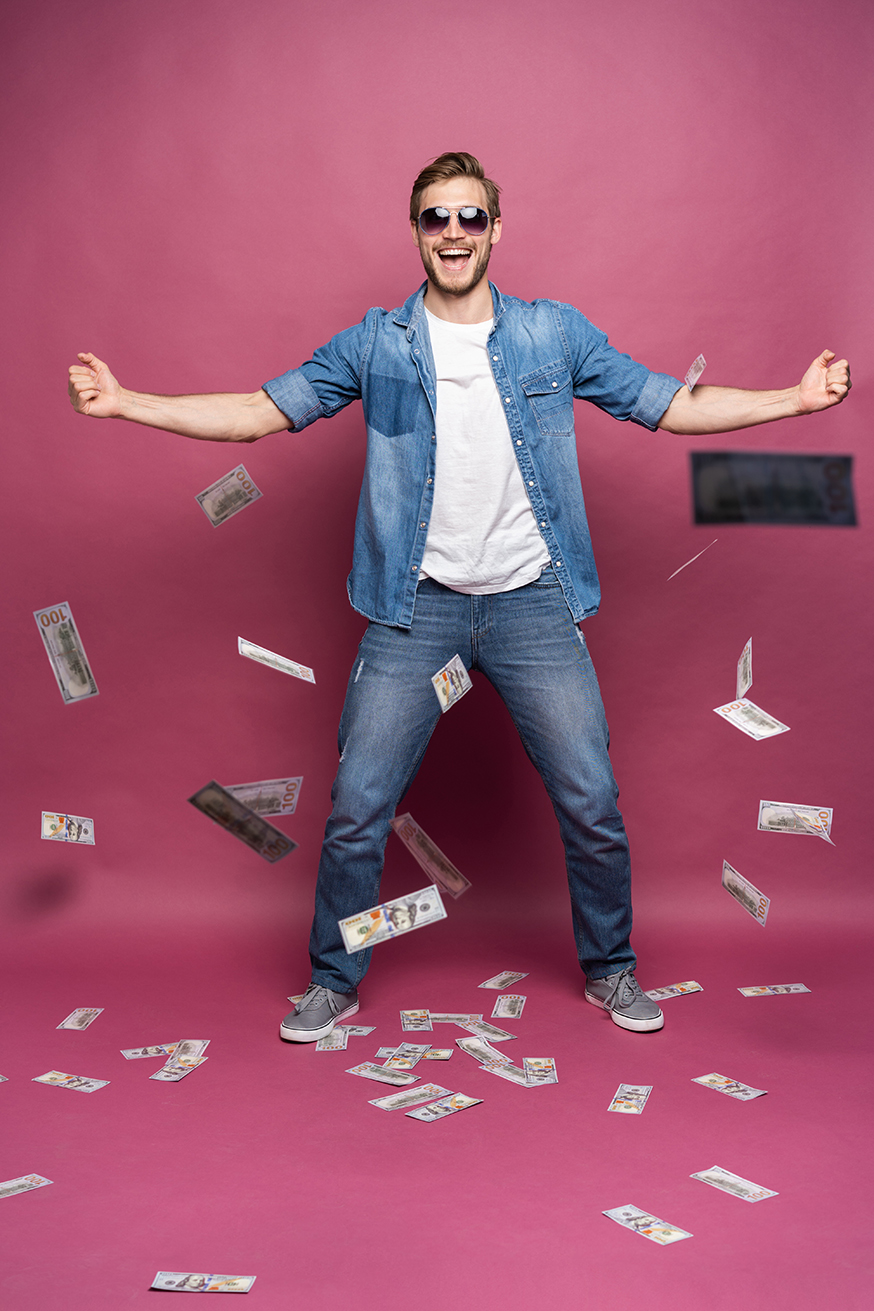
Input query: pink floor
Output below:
<box><xmin>1</xmin><ymin>914</ymin><xmax>870</xmax><ymax>1309</ymax></box>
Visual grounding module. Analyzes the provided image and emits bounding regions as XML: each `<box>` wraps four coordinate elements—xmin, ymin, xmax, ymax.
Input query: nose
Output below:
<box><xmin>443</xmin><ymin>210</ymin><xmax>465</xmax><ymax>240</ymax></box>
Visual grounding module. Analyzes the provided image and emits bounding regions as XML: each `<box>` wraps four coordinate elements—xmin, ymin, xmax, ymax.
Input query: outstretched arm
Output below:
<box><xmin>67</xmin><ymin>352</ymin><xmax>290</xmax><ymax>442</ymax></box>
<box><xmin>658</xmin><ymin>350</ymin><xmax>851</xmax><ymax>435</ymax></box>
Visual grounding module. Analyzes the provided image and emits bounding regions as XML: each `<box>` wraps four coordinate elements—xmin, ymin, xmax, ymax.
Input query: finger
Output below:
<box><xmin>815</xmin><ymin>349</ymin><xmax>836</xmax><ymax>366</ymax></box>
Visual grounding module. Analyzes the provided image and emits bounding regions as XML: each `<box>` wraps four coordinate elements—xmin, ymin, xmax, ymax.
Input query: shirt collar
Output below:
<box><xmin>394</xmin><ymin>282</ymin><xmax>506</xmax><ymax>337</ymax></box>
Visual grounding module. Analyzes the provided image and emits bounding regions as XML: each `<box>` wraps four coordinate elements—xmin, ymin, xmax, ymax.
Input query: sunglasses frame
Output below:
<box><xmin>417</xmin><ymin>206</ymin><xmax>493</xmax><ymax>237</ymax></box>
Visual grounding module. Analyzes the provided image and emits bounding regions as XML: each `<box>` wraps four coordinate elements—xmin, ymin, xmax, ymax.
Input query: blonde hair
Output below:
<box><xmin>409</xmin><ymin>152</ymin><xmax>501</xmax><ymax>223</ymax></box>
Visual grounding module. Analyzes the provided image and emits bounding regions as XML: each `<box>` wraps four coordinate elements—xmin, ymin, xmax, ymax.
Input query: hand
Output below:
<box><xmin>797</xmin><ymin>350</ymin><xmax>851</xmax><ymax>414</ymax></box>
<box><xmin>68</xmin><ymin>352</ymin><xmax>123</xmax><ymax>418</ymax></box>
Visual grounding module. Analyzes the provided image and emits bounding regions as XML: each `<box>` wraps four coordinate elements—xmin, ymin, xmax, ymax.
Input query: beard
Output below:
<box><xmin>419</xmin><ymin>240</ymin><xmax>493</xmax><ymax>298</ymax></box>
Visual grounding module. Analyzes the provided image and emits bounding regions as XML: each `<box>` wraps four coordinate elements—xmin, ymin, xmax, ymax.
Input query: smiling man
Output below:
<box><xmin>68</xmin><ymin>152</ymin><xmax>850</xmax><ymax>1043</ymax></box>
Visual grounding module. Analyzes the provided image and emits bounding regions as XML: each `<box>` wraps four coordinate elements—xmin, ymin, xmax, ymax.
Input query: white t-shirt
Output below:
<box><xmin>419</xmin><ymin>309</ymin><xmax>549</xmax><ymax>594</ymax></box>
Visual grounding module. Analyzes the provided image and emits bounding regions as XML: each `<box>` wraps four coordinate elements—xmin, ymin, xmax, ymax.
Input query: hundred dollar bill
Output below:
<box><xmin>195</xmin><ymin>462</ymin><xmax>262</xmax><ymax>527</ymax></box>
<box><xmin>345</xmin><ymin>1062</ymin><xmax>418</xmax><ymax>1087</ymax></box>
<box><xmin>713</xmin><ymin>698</ymin><xmax>790</xmax><ymax>741</ymax></box>
<box><xmin>757</xmin><ymin>800</ymin><xmax>833</xmax><ymax>843</ymax></box>
<box><xmin>421</xmin><ymin>1048</ymin><xmax>452</xmax><ymax>1060</ymax></box>
<box><xmin>608</xmin><ymin>1084</ymin><xmax>652</xmax><ymax>1114</ymax></box>
<box><xmin>690</xmin><ymin>1165</ymin><xmax>778</xmax><ymax>1202</ymax></box>
<box><xmin>225</xmin><ymin>777</ymin><xmax>303</xmax><ymax>817</ymax></box>
<box><xmin>406</xmin><ymin>1092</ymin><xmax>481</xmax><ymax>1121</ymax></box>
<box><xmin>150</xmin><ymin>1039</ymin><xmax>210</xmax><ymax>1081</ymax></box>
<box><xmin>151</xmin><ymin>1272</ymin><xmax>256</xmax><ymax>1292</ymax></box>
<box><xmin>737</xmin><ymin>637</ymin><xmax>752</xmax><ymax>700</ymax></box>
<box><xmin>33</xmin><ymin>1070</ymin><xmax>109</xmax><ymax>1092</ymax></box>
<box><xmin>335</xmin><ymin>1025</ymin><xmax>376</xmax><ymax>1036</ymax></box>
<box><xmin>338</xmin><ymin>884</ymin><xmax>446</xmax><ymax>954</ymax></box>
<box><xmin>456</xmin><ymin>1036</ymin><xmax>509</xmax><ymax>1065</ymax></box>
<box><xmin>375</xmin><ymin>1047</ymin><xmax>400</xmax><ymax>1059</ymax></box>
<box><xmin>722</xmin><ymin>860</ymin><xmax>770</xmax><ymax>926</ymax></box>
<box><xmin>400</xmin><ymin>1009</ymin><xmax>432</xmax><ymax>1031</ymax></box>
<box><xmin>738</xmin><ymin>984</ymin><xmax>810</xmax><ymax>996</ymax></box>
<box><xmin>57</xmin><ymin>1007</ymin><xmax>103</xmax><ymax>1030</ymax></box>
<box><xmin>458</xmin><ymin>1018</ymin><xmax>516</xmax><ymax>1043</ymax></box>
<box><xmin>666</xmin><ymin>538</ymin><xmax>718</xmax><ymax>581</ymax></box>
<box><xmin>431</xmin><ymin>653</ymin><xmax>472</xmax><ymax>712</ymax></box>
<box><xmin>41</xmin><ymin>812</ymin><xmax>95</xmax><ymax>844</ymax></box>
<box><xmin>684</xmin><ymin>354</ymin><xmax>706</xmax><ymax>391</ymax></box>
<box><xmin>390</xmin><ymin>813</ymin><xmax>471</xmax><ymax>899</ymax></box>
<box><xmin>368</xmin><ymin>1083</ymin><xmax>453</xmax><ymax>1111</ymax></box>
<box><xmin>429</xmin><ymin>1013</ymin><xmax>482</xmax><ymax>1024</ymax></box>
<box><xmin>603</xmin><ymin>1204</ymin><xmax>692</xmax><ymax>1245</ymax></box>
<box><xmin>483</xmin><ymin>1060</ymin><xmax>532</xmax><ymax>1087</ymax></box>
<box><xmin>188</xmin><ymin>781</ymin><xmax>297</xmax><ymax>863</ymax></box>
<box><xmin>0</xmin><ymin>1174</ymin><xmax>53</xmax><ymax>1200</ymax></box>
<box><xmin>238</xmin><ymin>636</ymin><xmax>314</xmax><ymax>684</ymax></box>
<box><xmin>315</xmin><ymin>1029</ymin><xmax>348</xmax><ymax>1051</ymax></box>
<box><xmin>150</xmin><ymin>1056</ymin><xmax>208</xmax><ymax>1082</ymax></box>
<box><xmin>120</xmin><ymin>1043</ymin><xmax>178</xmax><ymax>1060</ymax></box>
<box><xmin>692</xmin><ymin>1072</ymin><xmax>767</xmax><ymax>1101</ymax></box>
<box><xmin>523</xmin><ymin>1057</ymin><xmax>557</xmax><ymax>1086</ymax></box>
<box><xmin>33</xmin><ymin>603</ymin><xmax>99</xmax><ymax>704</ymax></box>
<box><xmin>0</xmin><ymin>1075</ymin><xmax>7</xmax><ymax>1082</ymax></box>
<box><xmin>644</xmin><ymin>981</ymin><xmax>703</xmax><ymax>1001</ymax></box>
<box><xmin>384</xmin><ymin>1043</ymin><xmax>431</xmax><ymax>1070</ymax></box>
<box><xmin>478</xmin><ymin>971</ymin><xmax>528</xmax><ymax>990</ymax></box>
<box><xmin>491</xmin><ymin>994</ymin><xmax>525</xmax><ymax>1019</ymax></box>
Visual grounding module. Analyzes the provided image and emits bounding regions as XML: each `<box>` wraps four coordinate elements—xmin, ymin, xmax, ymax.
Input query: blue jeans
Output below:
<box><xmin>309</xmin><ymin>569</ymin><xmax>636</xmax><ymax>993</ymax></box>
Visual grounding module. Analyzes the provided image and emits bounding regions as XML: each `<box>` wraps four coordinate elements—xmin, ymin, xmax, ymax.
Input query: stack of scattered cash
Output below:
<box><xmin>149</xmin><ymin>1040</ymin><xmax>210</xmax><ymax>1083</ymax></box>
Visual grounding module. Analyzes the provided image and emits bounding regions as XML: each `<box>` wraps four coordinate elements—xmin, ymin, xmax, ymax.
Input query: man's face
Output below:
<box><xmin>411</xmin><ymin>178</ymin><xmax>501</xmax><ymax>298</ymax></box>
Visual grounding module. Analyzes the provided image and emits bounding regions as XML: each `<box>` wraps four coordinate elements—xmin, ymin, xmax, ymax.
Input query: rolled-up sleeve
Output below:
<box><xmin>262</xmin><ymin>367</ymin><xmax>324</xmax><ymax>432</ymax></box>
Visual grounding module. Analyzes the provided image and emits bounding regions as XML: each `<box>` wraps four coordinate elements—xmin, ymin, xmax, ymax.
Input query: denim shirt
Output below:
<box><xmin>263</xmin><ymin>282</ymin><xmax>682</xmax><ymax>628</ymax></box>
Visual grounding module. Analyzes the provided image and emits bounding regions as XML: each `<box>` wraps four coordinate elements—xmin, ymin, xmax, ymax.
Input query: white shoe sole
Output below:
<box><xmin>279</xmin><ymin>998</ymin><xmax>360</xmax><ymax>1043</ymax></box>
<box><xmin>585</xmin><ymin>991</ymin><xmax>664</xmax><ymax>1032</ymax></box>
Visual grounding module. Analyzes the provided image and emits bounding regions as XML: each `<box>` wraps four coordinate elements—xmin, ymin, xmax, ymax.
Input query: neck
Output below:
<box><xmin>422</xmin><ymin>279</ymin><xmax>494</xmax><ymax>325</ymax></box>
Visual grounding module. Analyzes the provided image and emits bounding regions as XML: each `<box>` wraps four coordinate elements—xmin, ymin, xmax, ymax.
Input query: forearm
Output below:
<box><xmin>658</xmin><ymin>384</ymin><xmax>803</xmax><ymax>436</ymax></box>
<box><xmin>117</xmin><ymin>388</ymin><xmax>289</xmax><ymax>442</ymax></box>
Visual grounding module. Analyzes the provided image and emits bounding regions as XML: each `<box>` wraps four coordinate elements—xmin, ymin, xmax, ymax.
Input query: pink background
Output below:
<box><xmin>1</xmin><ymin>0</ymin><xmax>871</xmax><ymax>1306</ymax></box>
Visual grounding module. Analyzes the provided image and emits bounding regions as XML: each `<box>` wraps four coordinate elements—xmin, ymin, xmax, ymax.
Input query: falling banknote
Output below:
<box><xmin>757</xmin><ymin>801</ymin><xmax>833</xmax><ymax>844</ymax></box>
<box><xmin>338</xmin><ymin>885</ymin><xmax>446</xmax><ymax>954</ymax></box>
<box><xmin>644</xmin><ymin>981</ymin><xmax>702</xmax><ymax>1001</ymax></box>
<box><xmin>390</xmin><ymin>813</ymin><xmax>471</xmax><ymax>898</ymax></box>
<box><xmin>684</xmin><ymin>354</ymin><xmax>706</xmax><ymax>391</ymax></box>
<box><xmin>690</xmin><ymin>1165</ymin><xmax>778</xmax><ymax>1202</ymax></box>
<box><xmin>722</xmin><ymin>861</ymin><xmax>770</xmax><ymax>926</ymax></box>
<box><xmin>692</xmin><ymin>1072</ymin><xmax>767</xmax><ymax>1101</ymax></box>
<box><xmin>607</xmin><ymin>1084</ymin><xmax>652</xmax><ymax>1114</ymax></box>
<box><xmin>33</xmin><ymin>603</ymin><xmax>98</xmax><ymax>703</ymax></box>
<box><xmin>225</xmin><ymin>777</ymin><xmax>303</xmax><ymax>817</ymax></box>
<box><xmin>151</xmin><ymin>1273</ymin><xmax>256</xmax><ymax>1293</ymax></box>
<box><xmin>737</xmin><ymin>637</ymin><xmax>752</xmax><ymax>700</ymax></box>
<box><xmin>368</xmin><ymin>1084</ymin><xmax>453</xmax><ymax>1111</ymax></box>
<box><xmin>188</xmin><ymin>781</ymin><xmax>297</xmax><ymax>863</ymax></box>
<box><xmin>713</xmin><ymin>699</ymin><xmax>790</xmax><ymax>741</ymax></box>
<box><xmin>32</xmin><ymin>1071</ymin><xmax>109</xmax><ymax>1093</ymax></box>
<box><xmin>603</xmin><ymin>1204</ymin><xmax>692</xmax><ymax>1245</ymax></box>
<box><xmin>405</xmin><ymin>1092</ymin><xmax>482</xmax><ymax>1122</ymax></box>
<box><xmin>195</xmin><ymin>463</ymin><xmax>262</xmax><ymax>526</ymax></box>
<box><xmin>57</xmin><ymin>1008</ymin><xmax>103</xmax><ymax>1030</ymax></box>
<box><xmin>431</xmin><ymin>654</ymin><xmax>472</xmax><ymax>712</ymax></box>
<box><xmin>0</xmin><ymin>1174</ymin><xmax>53</xmax><ymax>1200</ymax></box>
<box><xmin>41</xmin><ymin>812</ymin><xmax>94</xmax><ymax>844</ymax></box>
<box><xmin>238</xmin><ymin>636</ymin><xmax>314</xmax><ymax>683</ymax></box>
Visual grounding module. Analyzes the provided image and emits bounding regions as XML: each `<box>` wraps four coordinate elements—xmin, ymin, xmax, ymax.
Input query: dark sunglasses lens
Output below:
<box><xmin>458</xmin><ymin>207</ymin><xmax>490</xmax><ymax>235</ymax></box>
<box><xmin>419</xmin><ymin>207</ymin><xmax>450</xmax><ymax>235</ymax></box>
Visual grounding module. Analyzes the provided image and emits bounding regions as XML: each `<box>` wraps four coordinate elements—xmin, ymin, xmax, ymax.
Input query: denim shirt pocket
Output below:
<box><xmin>519</xmin><ymin>361</ymin><xmax>574</xmax><ymax>436</ymax></box>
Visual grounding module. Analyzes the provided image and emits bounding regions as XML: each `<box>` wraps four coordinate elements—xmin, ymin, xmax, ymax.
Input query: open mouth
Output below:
<box><xmin>437</xmin><ymin>246</ymin><xmax>473</xmax><ymax>271</ymax></box>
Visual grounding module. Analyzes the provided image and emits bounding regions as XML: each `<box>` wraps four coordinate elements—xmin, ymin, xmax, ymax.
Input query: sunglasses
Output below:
<box><xmin>417</xmin><ymin>206</ymin><xmax>492</xmax><ymax>236</ymax></box>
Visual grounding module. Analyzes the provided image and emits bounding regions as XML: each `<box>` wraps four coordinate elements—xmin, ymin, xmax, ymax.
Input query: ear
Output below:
<box><xmin>489</xmin><ymin>216</ymin><xmax>503</xmax><ymax>246</ymax></box>
<box><xmin>410</xmin><ymin>220</ymin><xmax>421</xmax><ymax>248</ymax></box>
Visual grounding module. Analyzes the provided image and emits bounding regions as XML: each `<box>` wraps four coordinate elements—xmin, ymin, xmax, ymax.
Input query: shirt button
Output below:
<box><xmin>412</xmin><ymin>565</ymin><xmax>418</xmax><ymax>572</ymax></box>
<box><xmin>516</xmin><ymin>439</ymin><xmax>522</xmax><ymax>446</ymax></box>
<box><xmin>420</xmin><ymin>522</ymin><xmax>426</xmax><ymax>528</ymax></box>
<box><xmin>552</xmin><ymin>381</ymin><xmax>558</xmax><ymax>388</ymax></box>
<box><xmin>427</xmin><ymin>477</ymin><xmax>433</xmax><ymax>484</ymax></box>
<box><xmin>504</xmin><ymin>397</ymin><xmax>511</xmax><ymax>404</ymax></box>
<box><xmin>493</xmin><ymin>355</ymin><xmax>499</xmax><ymax>361</ymax></box>
<box><xmin>556</xmin><ymin>561</ymin><xmax>563</xmax><ymax>567</ymax></box>
<box><xmin>528</xmin><ymin>480</ymin><xmax>534</xmax><ymax>487</ymax></box>
<box><xmin>414</xmin><ymin>349</ymin><xmax>420</xmax><ymax>355</ymax></box>
<box><xmin>540</xmin><ymin>521</ymin><xmax>546</xmax><ymax>527</ymax></box>
<box><xmin>431</xmin><ymin>435</ymin><xmax>436</xmax><ymax>441</ymax></box>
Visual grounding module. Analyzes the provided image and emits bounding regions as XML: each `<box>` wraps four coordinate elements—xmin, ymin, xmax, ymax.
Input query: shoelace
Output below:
<box><xmin>299</xmin><ymin>986</ymin><xmax>331</xmax><ymax>1011</ymax></box>
<box><xmin>606</xmin><ymin>969</ymin><xmax>639</xmax><ymax>1008</ymax></box>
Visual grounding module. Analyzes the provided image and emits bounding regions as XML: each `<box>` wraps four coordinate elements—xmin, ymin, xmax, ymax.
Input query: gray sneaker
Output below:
<box><xmin>585</xmin><ymin>969</ymin><xmax>664</xmax><ymax>1032</ymax></box>
<box><xmin>279</xmin><ymin>984</ymin><xmax>359</xmax><ymax>1043</ymax></box>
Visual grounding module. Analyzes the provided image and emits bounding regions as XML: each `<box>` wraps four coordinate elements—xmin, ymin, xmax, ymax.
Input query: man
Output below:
<box><xmin>68</xmin><ymin>152</ymin><xmax>850</xmax><ymax>1042</ymax></box>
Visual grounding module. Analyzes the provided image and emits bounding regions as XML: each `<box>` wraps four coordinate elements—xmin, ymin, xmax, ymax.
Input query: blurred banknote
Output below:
<box><xmin>406</xmin><ymin>1092</ymin><xmax>481</xmax><ymax>1122</ymax></box>
<box><xmin>422</xmin><ymin>1048</ymin><xmax>452</xmax><ymax>1060</ymax></box>
<box><xmin>757</xmin><ymin>800</ymin><xmax>833</xmax><ymax>844</ymax></box>
<box><xmin>225</xmin><ymin>777</ymin><xmax>303</xmax><ymax>817</ymax></box>
<box><xmin>608</xmin><ymin>1084</ymin><xmax>651</xmax><ymax>1114</ymax></box>
<box><xmin>684</xmin><ymin>354</ymin><xmax>706</xmax><ymax>391</ymax></box>
<box><xmin>456</xmin><ymin>1036</ymin><xmax>509</xmax><ymax>1066</ymax></box>
<box><xmin>458</xmin><ymin>1019</ymin><xmax>516</xmax><ymax>1043</ymax></box>
<box><xmin>722</xmin><ymin>860</ymin><xmax>770</xmax><ymax>926</ymax></box>
<box><xmin>33</xmin><ymin>1070</ymin><xmax>109</xmax><ymax>1093</ymax></box>
<box><xmin>336</xmin><ymin>1025</ymin><xmax>375</xmax><ymax>1036</ymax></box>
<box><xmin>120</xmin><ymin>1044</ymin><xmax>178</xmax><ymax>1060</ymax></box>
<box><xmin>692</xmin><ymin>1072</ymin><xmax>767</xmax><ymax>1101</ymax></box>
<box><xmin>368</xmin><ymin>1084</ymin><xmax>453</xmax><ymax>1111</ymax></box>
<box><xmin>338</xmin><ymin>885</ymin><xmax>446</xmax><ymax>954</ymax></box>
<box><xmin>491</xmin><ymin>994</ymin><xmax>525</xmax><ymax>1019</ymax></box>
<box><xmin>345</xmin><ymin>1062</ymin><xmax>418</xmax><ymax>1087</ymax></box>
<box><xmin>430</xmin><ymin>1013</ymin><xmax>482</xmax><ymax>1024</ymax></box>
<box><xmin>188</xmin><ymin>781</ymin><xmax>297</xmax><ymax>863</ymax></box>
<box><xmin>195</xmin><ymin>463</ymin><xmax>262</xmax><ymax>526</ymax></box>
<box><xmin>431</xmin><ymin>654</ymin><xmax>472</xmax><ymax>712</ymax></box>
<box><xmin>238</xmin><ymin>637</ymin><xmax>314</xmax><ymax>684</ymax></box>
<box><xmin>737</xmin><ymin>637</ymin><xmax>752</xmax><ymax>700</ymax></box>
<box><xmin>41</xmin><ymin>812</ymin><xmax>94</xmax><ymax>845</ymax></box>
<box><xmin>0</xmin><ymin>1075</ymin><xmax>7</xmax><ymax>1082</ymax></box>
<box><xmin>390</xmin><ymin>813</ymin><xmax>471</xmax><ymax>898</ymax></box>
<box><xmin>690</xmin><ymin>1165</ymin><xmax>778</xmax><ymax>1202</ymax></box>
<box><xmin>315</xmin><ymin>1030</ymin><xmax>348</xmax><ymax>1051</ymax></box>
<box><xmin>713</xmin><ymin>699</ymin><xmax>790</xmax><ymax>741</ymax></box>
<box><xmin>478</xmin><ymin>972</ymin><xmax>528</xmax><ymax>990</ymax></box>
<box><xmin>34</xmin><ymin>603</ymin><xmax>98</xmax><ymax>703</ymax></box>
<box><xmin>375</xmin><ymin>1047</ymin><xmax>400</xmax><ymax>1059</ymax></box>
<box><xmin>603</xmin><ymin>1204</ymin><xmax>692</xmax><ymax>1245</ymax></box>
<box><xmin>57</xmin><ymin>1008</ymin><xmax>102</xmax><ymax>1030</ymax></box>
<box><xmin>400</xmin><ymin>1009</ymin><xmax>432</xmax><ymax>1031</ymax></box>
<box><xmin>738</xmin><ymin>984</ymin><xmax>810</xmax><ymax>996</ymax></box>
<box><xmin>384</xmin><ymin>1043</ymin><xmax>431</xmax><ymax>1070</ymax></box>
<box><xmin>644</xmin><ymin>981</ymin><xmax>702</xmax><ymax>1001</ymax></box>
<box><xmin>482</xmin><ymin>1060</ymin><xmax>531</xmax><ymax>1087</ymax></box>
<box><xmin>523</xmin><ymin>1058</ymin><xmax>557</xmax><ymax>1086</ymax></box>
<box><xmin>0</xmin><ymin>1174</ymin><xmax>53</xmax><ymax>1200</ymax></box>
<box><xmin>151</xmin><ymin>1272</ymin><xmax>256</xmax><ymax>1292</ymax></box>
